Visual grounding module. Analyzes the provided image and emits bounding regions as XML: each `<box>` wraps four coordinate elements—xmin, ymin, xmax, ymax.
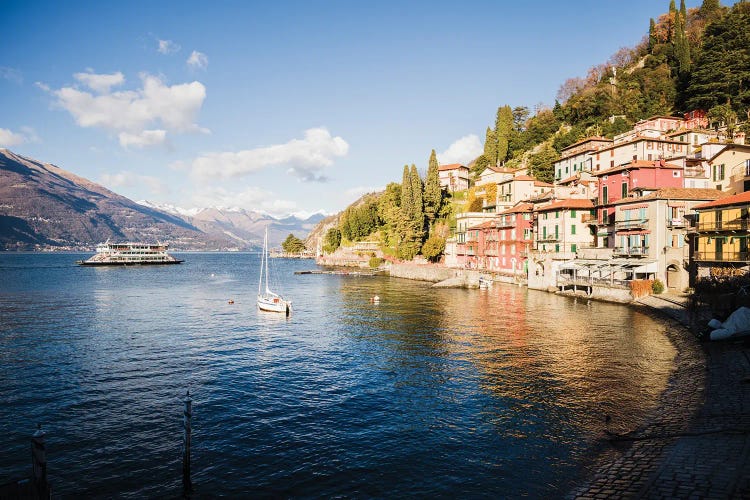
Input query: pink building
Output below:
<box><xmin>592</xmin><ymin>159</ymin><xmax>684</xmax><ymax>248</ymax></box>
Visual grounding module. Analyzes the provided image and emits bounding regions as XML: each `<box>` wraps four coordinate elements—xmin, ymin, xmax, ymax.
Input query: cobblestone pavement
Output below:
<box><xmin>570</xmin><ymin>294</ymin><xmax>750</xmax><ymax>499</ymax></box>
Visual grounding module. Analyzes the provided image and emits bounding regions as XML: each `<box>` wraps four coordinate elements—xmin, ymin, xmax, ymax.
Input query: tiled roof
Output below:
<box><xmin>694</xmin><ymin>190</ymin><xmax>750</xmax><ymax>210</ymax></box>
<box><xmin>611</xmin><ymin>188</ymin><xmax>727</xmax><ymax>206</ymax></box>
<box><xmin>536</xmin><ymin>198</ymin><xmax>594</xmax><ymax>211</ymax></box>
<box><xmin>499</xmin><ymin>202</ymin><xmax>533</xmax><ymax>214</ymax></box>
<box><xmin>534</xmin><ymin>181</ymin><xmax>555</xmax><ymax>188</ymax></box>
<box><xmin>593</xmin><ymin>159</ymin><xmax>681</xmax><ymax>177</ymax></box>
<box><xmin>438</xmin><ymin>163</ymin><xmax>467</xmax><ymax>171</ymax></box>
<box><xmin>467</xmin><ymin>220</ymin><xmax>498</xmax><ymax>230</ymax></box>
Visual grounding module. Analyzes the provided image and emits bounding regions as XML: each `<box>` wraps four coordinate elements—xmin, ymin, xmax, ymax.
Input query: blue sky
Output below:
<box><xmin>0</xmin><ymin>0</ymin><xmax>702</xmax><ymax>218</ymax></box>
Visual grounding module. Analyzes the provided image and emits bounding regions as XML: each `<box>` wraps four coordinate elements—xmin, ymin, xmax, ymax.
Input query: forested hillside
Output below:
<box><xmin>312</xmin><ymin>0</ymin><xmax>750</xmax><ymax>262</ymax></box>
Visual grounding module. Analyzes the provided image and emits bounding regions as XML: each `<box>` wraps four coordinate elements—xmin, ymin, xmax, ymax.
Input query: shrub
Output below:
<box><xmin>652</xmin><ymin>279</ymin><xmax>664</xmax><ymax>294</ymax></box>
<box><xmin>369</xmin><ymin>257</ymin><xmax>383</xmax><ymax>268</ymax></box>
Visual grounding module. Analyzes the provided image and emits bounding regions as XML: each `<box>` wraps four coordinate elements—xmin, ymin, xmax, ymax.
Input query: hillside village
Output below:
<box><xmin>441</xmin><ymin>112</ymin><xmax>749</xmax><ymax>300</ymax></box>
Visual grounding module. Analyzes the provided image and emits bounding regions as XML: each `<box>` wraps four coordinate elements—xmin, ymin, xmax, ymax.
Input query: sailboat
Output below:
<box><xmin>257</xmin><ymin>228</ymin><xmax>291</xmax><ymax>315</ymax></box>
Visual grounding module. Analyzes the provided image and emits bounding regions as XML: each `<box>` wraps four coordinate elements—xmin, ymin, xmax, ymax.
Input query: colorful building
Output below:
<box><xmin>692</xmin><ymin>190</ymin><xmax>750</xmax><ymax>277</ymax></box>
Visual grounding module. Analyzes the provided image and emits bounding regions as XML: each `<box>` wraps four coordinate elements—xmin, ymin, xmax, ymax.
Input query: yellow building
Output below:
<box><xmin>693</xmin><ymin>190</ymin><xmax>750</xmax><ymax>277</ymax></box>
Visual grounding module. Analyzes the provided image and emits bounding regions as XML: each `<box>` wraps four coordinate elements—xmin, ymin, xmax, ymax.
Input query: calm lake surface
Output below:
<box><xmin>0</xmin><ymin>253</ymin><xmax>678</xmax><ymax>497</ymax></box>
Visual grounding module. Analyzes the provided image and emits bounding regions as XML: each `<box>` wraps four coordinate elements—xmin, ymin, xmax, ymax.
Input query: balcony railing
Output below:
<box><xmin>613</xmin><ymin>246</ymin><xmax>650</xmax><ymax>256</ymax></box>
<box><xmin>496</xmin><ymin>220</ymin><xmax>516</xmax><ymax>229</ymax></box>
<box><xmin>614</xmin><ymin>219</ymin><xmax>649</xmax><ymax>230</ymax></box>
<box><xmin>667</xmin><ymin>217</ymin><xmax>688</xmax><ymax>228</ymax></box>
<box><xmin>694</xmin><ymin>251</ymin><xmax>750</xmax><ymax>262</ymax></box>
<box><xmin>697</xmin><ymin>220</ymin><xmax>750</xmax><ymax>232</ymax></box>
<box><xmin>538</xmin><ymin>235</ymin><xmax>560</xmax><ymax>243</ymax></box>
<box><xmin>581</xmin><ymin>213</ymin><xmax>597</xmax><ymax>223</ymax></box>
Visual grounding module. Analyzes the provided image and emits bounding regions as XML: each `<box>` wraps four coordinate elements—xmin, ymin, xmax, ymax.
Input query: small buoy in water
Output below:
<box><xmin>211</xmin><ymin>273</ymin><xmax>215</xmax><ymax>277</ymax></box>
<box><xmin>370</xmin><ymin>295</ymin><xmax>380</xmax><ymax>303</ymax></box>
<box><xmin>228</xmin><ymin>299</ymin><xmax>234</xmax><ymax>304</ymax></box>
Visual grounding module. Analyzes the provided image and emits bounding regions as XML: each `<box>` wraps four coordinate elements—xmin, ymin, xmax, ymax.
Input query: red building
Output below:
<box><xmin>591</xmin><ymin>159</ymin><xmax>684</xmax><ymax>248</ymax></box>
<box><xmin>467</xmin><ymin>203</ymin><xmax>533</xmax><ymax>274</ymax></box>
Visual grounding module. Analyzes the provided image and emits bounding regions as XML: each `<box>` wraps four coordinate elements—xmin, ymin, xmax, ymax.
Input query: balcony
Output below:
<box><xmin>615</xmin><ymin>219</ymin><xmax>649</xmax><ymax>231</ymax></box>
<box><xmin>613</xmin><ymin>246</ymin><xmax>650</xmax><ymax>257</ymax></box>
<box><xmin>697</xmin><ymin>220</ymin><xmax>750</xmax><ymax>232</ymax></box>
<box><xmin>496</xmin><ymin>220</ymin><xmax>516</xmax><ymax>229</ymax></box>
<box><xmin>581</xmin><ymin>213</ymin><xmax>597</xmax><ymax>223</ymax></box>
<box><xmin>694</xmin><ymin>251</ymin><xmax>750</xmax><ymax>262</ymax></box>
<box><xmin>667</xmin><ymin>217</ymin><xmax>688</xmax><ymax>228</ymax></box>
<box><xmin>538</xmin><ymin>235</ymin><xmax>560</xmax><ymax>243</ymax></box>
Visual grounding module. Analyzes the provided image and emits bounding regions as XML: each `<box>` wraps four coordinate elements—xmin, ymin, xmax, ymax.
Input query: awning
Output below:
<box><xmin>632</xmin><ymin>262</ymin><xmax>657</xmax><ymax>273</ymax></box>
<box><xmin>596</xmin><ymin>230</ymin><xmax>611</xmax><ymax>236</ymax></box>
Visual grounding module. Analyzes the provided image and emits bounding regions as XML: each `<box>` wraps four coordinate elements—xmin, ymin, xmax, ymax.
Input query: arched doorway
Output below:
<box><xmin>666</xmin><ymin>261</ymin><xmax>681</xmax><ymax>290</ymax></box>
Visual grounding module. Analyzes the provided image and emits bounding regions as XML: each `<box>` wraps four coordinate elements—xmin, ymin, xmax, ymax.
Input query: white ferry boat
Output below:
<box><xmin>77</xmin><ymin>241</ymin><xmax>183</xmax><ymax>266</ymax></box>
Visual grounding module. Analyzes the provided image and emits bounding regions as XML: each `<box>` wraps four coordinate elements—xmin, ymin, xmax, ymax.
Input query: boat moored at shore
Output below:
<box><xmin>77</xmin><ymin>241</ymin><xmax>183</xmax><ymax>266</ymax></box>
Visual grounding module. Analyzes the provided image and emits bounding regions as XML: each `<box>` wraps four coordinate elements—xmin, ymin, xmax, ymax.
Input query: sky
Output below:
<box><xmin>0</xmin><ymin>0</ymin><xmax>703</xmax><ymax>218</ymax></box>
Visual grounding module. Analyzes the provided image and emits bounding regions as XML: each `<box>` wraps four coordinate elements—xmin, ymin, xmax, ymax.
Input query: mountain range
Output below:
<box><xmin>0</xmin><ymin>148</ymin><xmax>324</xmax><ymax>250</ymax></box>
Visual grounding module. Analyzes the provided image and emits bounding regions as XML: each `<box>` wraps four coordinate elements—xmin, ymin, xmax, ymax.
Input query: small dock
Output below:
<box><xmin>295</xmin><ymin>270</ymin><xmax>377</xmax><ymax>276</ymax></box>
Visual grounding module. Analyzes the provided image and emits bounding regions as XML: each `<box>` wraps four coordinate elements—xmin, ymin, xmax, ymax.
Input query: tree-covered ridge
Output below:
<box><xmin>320</xmin><ymin>0</ymin><xmax>750</xmax><ymax>262</ymax></box>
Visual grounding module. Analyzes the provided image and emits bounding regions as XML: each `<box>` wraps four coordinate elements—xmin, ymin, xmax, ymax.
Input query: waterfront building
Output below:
<box><xmin>608</xmin><ymin>187</ymin><xmax>725</xmax><ymax>290</ymax></box>
<box><xmin>692</xmin><ymin>190</ymin><xmax>750</xmax><ymax>278</ymax></box>
<box><xmin>464</xmin><ymin>203</ymin><xmax>534</xmax><ymax>276</ymax></box>
<box><xmin>592</xmin><ymin>159</ymin><xmax>684</xmax><ymax>249</ymax></box>
<box><xmin>444</xmin><ymin>211</ymin><xmax>498</xmax><ymax>268</ymax></box>
<box><xmin>438</xmin><ymin>163</ymin><xmax>470</xmax><ymax>192</ymax></box>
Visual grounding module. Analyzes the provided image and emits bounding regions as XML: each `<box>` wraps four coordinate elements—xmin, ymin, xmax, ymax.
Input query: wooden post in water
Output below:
<box><xmin>31</xmin><ymin>423</ymin><xmax>49</xmax><ymax>495</ymax></box>
<box><xmin>182</xmin><ymin>390</ymin><xmax>193</xmax><ymax>496</ymax></box>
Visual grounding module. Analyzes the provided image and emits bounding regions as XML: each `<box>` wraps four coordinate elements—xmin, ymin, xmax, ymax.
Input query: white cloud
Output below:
<box><xmin>35</xmin><ymin>81</ymin><xmax>50</xmax><ymax>92</ymax></box>
<box><xmin>73</xmin><ymin>70</ymin><xmax>125</xmax><ymax>93</ymax></box>
<box><xmin>118</xmin><ymin>129</ymin><xmax>167</xmax><ymax>149</ymax></box>
<box><xmin>189</xmin><ymin>127</ymin><xmax>349</xmax><ymax>182</ymax></box>
<box><xmin>48</xmin><ymin>72</ymin><xmax>207</xmax><ymax>148</ymax></box>
<box><xmin>191</xmin><ymin>185</ymin><xmax>297</xmax><ymax>217</ymax></box>
<box><xmin>0</xmin><ymin>127</ymin><xmax>39</xmax><ymax>147</ymax></box>
<box><xmin>0</xmin><ymin>66</ymin><xmax>22</xmax><ymax>84</ymax></box>
<box><xmin>437</xmin><ymin>134</ymin><xmax>483</xmax><ymax>165</ymax></box>
<box><xmin>158</xmin><ymin>39</ymin><xmax>180</xmax><ymax>55</ymax></box>
<box><xmin>187</xmin><ymin>51</ymin><xmax>208</xmax><ymax>70</ymax></box>
<box><xmin>100</xmin><ymin>170</ymin><xmax>169</xmax><ymax>196</ymax></box>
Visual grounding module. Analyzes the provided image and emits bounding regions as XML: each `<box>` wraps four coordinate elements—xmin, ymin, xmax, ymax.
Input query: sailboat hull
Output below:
<box><xmin>257</xmin><ymin>295</ymin><xmax>290</xmax><ymax>314</ymax></box>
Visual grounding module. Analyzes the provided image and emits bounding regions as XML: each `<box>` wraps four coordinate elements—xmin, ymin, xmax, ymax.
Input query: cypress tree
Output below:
<box><xmin>649</xmin><ymin>18</ymin><xmax>657</xmax><ymax>53</ymax></box>
<box><xmin>496</xmin><ymin>105</ymin><xmax>513</xmax><ymax>164</ymax></box>
<box><xmin>483</xmin><ymin>127</ymin><xmax>497</xmax><ymax>168</ymax></box>
<box><xmin>674</xmin><ymin>0</ymin><xmax>691</xmax><ymax>74</ymax></box>
<box><xmin>410</xmin><ymin>164</ymin><xmax>424</xmax><ymax>241</ymax></box>
<box><xmin>423</xmin><ymin>149</ymin><xmax>443</xmax><ymax>224</ymax></box>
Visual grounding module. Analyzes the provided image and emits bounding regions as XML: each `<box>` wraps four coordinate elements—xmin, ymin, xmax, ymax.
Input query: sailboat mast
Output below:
<box><xmin>264</xmin><ymin>228</ymin><xmax>271</xmax><ymax>294</ymax></box>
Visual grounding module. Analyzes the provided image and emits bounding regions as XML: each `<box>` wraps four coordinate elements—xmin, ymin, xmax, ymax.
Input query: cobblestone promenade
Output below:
<box><xmin>571</xmin><ymin>294</ymin><xmax>750</xmax><ymax>499</ymax></box>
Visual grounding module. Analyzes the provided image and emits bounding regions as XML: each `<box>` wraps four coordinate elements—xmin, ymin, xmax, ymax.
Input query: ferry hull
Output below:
<box><xmin>77</xmin><ymin>259</ymin><xmax>184</xmax><ymax>266</ymax></box>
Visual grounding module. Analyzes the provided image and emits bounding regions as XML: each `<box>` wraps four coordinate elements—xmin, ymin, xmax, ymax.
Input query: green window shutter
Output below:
<box><xmin>571</xmin><ymin>244</ymin><xmax>577</xmax><ymax>253</ymax></box>
<box><xmin>571</xmin><ymin>224</ymin><xmax>576</xmax><ymax>235</ymax></box>
<box><xmin>571</xmin><ymin>210</ymin><xmax>577</xmax><ymax>218</ymax></box>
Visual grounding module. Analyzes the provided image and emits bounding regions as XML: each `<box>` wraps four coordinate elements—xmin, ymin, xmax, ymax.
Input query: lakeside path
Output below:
<box><xmin>571</xmin><ymin>293</ymin><xmax>750</xmax><ymax>499</ymax></box>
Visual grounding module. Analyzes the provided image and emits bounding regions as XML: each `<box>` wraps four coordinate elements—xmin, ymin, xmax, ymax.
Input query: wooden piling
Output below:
<box><xmin>182</xmin><ymin>390</ymin><xmax>193</xmax><ymax>496</ymax></box>
<box><xmin>31</xmin><ymin>423</ymin><xmax>50</xmax><ymax>497</ymax></box>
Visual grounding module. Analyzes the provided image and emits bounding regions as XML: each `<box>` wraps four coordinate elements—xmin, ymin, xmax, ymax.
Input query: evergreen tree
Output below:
<box><xmin>700</xmin><ymin>0</ymin><xmax>724</xmax><ymax>23</ymax></box>
<box><xmin>281</xmin><ymin>233</ymin><xmax>306</xmax><ymax>253</ymax></box>
<box><xmin>685</xmin><ymin>4</ymin><xmax>750</xmax><ymax>114</ymax></box>
<box><xmin>410</xmin><ymin>164</ymin><xmax>425</xmax><ymax>240</ymax></box>
<box><xmin>674</xmin><ymin>1</ymin><xmax>691</xmax><ymax>74</ymax></box>
<box><xmin>323</xmin><ymin>228</ymin><xmax>341</xmax><ymax>254</ymax></box>
<box><xmin>483</xmin><ymin>127</ymin><xmax>497</xmax><ymax>167</ymax></box>
<box><xmin>423</xmin><ymin>149</ymin><xmax>443</xmax><ymax>224</ymax></box>
<box><xmin>377</xmin><ymin>182</ymin><xmax>401</xmax><ymax>247</ymax></box>
<box><xmin>649</xmin><ymin>18</ymin><xmax>657</xmax><ymax>53</ymax></box>
<box><xmin>496</xmin><ymin>105</ymin><xmax>513</xmax><ymax>163</ymax></box>
<box><xmin>528</xmin><ymin>143</ymin><xmax>559</xmax><ymax>184</ymax></box>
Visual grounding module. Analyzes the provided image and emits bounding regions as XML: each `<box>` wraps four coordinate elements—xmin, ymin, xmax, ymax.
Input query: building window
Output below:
<box><xmin>571</xmin><ymin>244</ymin><xmax>577</xmax><ymax>253</ymax></box>
<box><xmin>745</xmin><ymin>159</ymin><xmax>750</xmax><ymax>177</ymax></box>
<box><xmin>610</xmin><ymin>160</ymin><xmax>614</xmax><ymax>168</ymax></box>
<box><xmin>602</xmin><ymin>186</ymin><xmax>608</xmax><ymax>204</ymax></box>
<box><xmin>713</xmin><ymin>164</ymin><xmax>726</xmax><ymax>181</ymax></box>
<box><xmin>555</xmin><ymin>244</ymin><xmax>560</xmax><ymax>252</ymax></box>
<box><xmin>673</xmin><ymin>171</ymin><xmax>680</xmax><ymax>177</ymax></box>
<box><xmin>571</xmin><ymin>210</ymin><xmax>577</xmax><ymax>218</ymax></box>
<box><xmin>571</xmin><ymin>224</ymin><xmax>576</xmax><ymax>235</ymax></box>
<box><xmin>621</xmin><ymin>182</ymin><xmax>628</xmax><ymax>198</ymax></box>
<box><xmin>556</xmin><ymin>210</ymin><xmax>560</xmax><ymax>218</ymax></box>
<box><xmin>648</xmin><ymin>154</ymin><xmax>652</xmax><ymax>161</ymax></box>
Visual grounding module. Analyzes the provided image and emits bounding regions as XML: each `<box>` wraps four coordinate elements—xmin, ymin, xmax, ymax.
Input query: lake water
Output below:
<box><xmin>0</xmin><ymin>252</ymin><xmax>678</xmax><ymax>497</ymax></box>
